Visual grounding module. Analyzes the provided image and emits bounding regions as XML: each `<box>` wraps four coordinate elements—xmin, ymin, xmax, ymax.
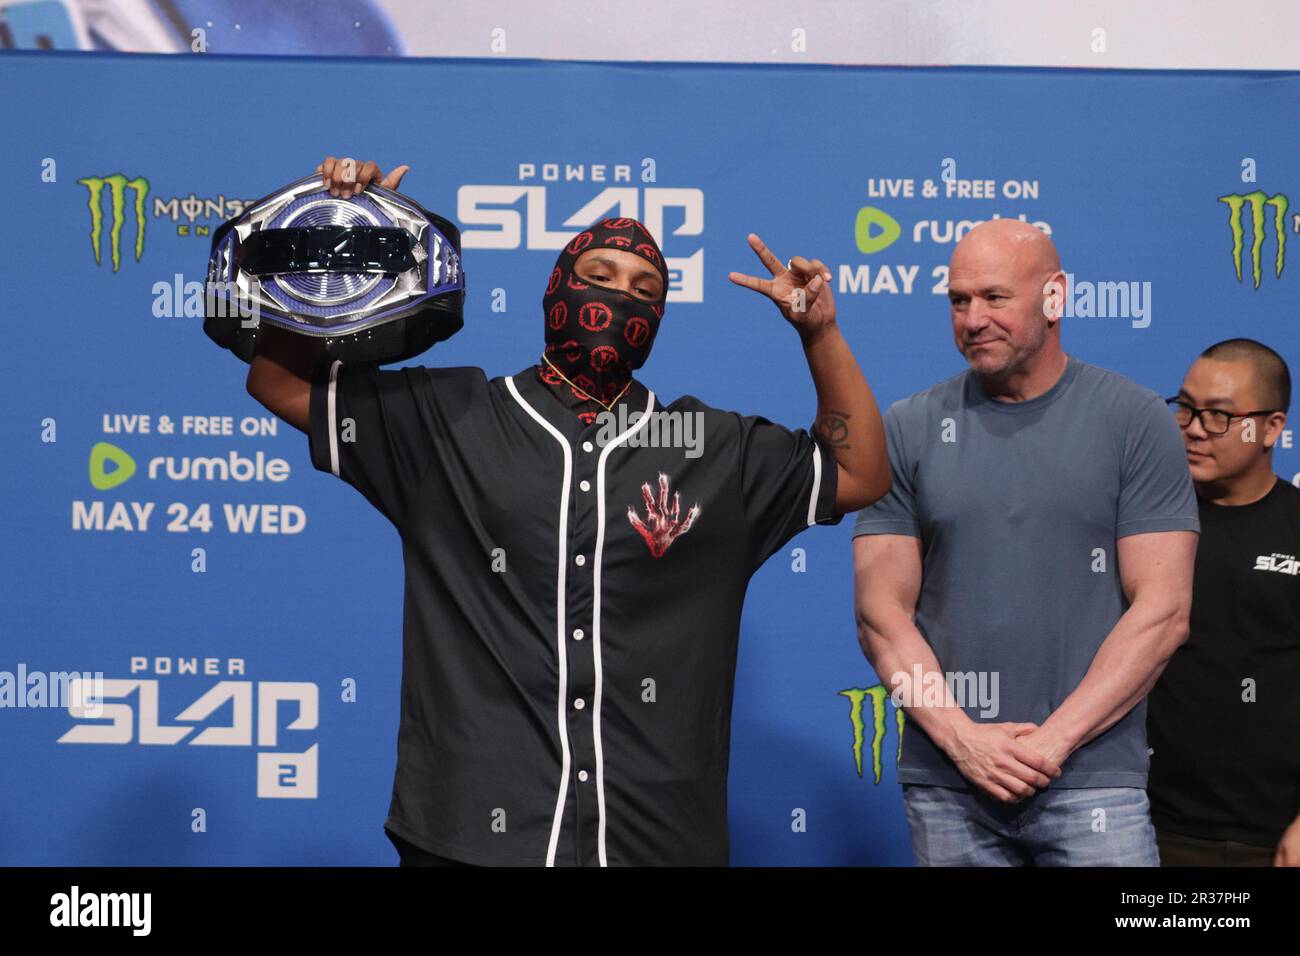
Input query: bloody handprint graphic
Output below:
<box><xmin>627</xmin><ymin>472</ymin><xmax>701</xmax><ymax>558</ymax></box>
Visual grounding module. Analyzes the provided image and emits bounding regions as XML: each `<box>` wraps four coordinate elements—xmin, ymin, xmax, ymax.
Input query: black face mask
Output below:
<box><xmin>539</xmin><ymin>217</ymin><xmax>668</xmax><ymax>414</ymax></box>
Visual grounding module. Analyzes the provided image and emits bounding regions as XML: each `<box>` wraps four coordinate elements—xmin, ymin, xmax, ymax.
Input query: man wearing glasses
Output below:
<box><xmin>1148</xmin><ymin>338</ymin><xmax>1300</xmax><ymax>866</ymax></box>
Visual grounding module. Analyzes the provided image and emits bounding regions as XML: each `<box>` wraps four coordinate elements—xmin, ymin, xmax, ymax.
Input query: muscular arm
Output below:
<box><xmin>853</xmin><ymin>533</ymin><xmax>1059</xmax><ymax>801</ymax></box>
<box><xmin>853</xmin><ymin>534</ymin><xmax>960</xmax><ymax>744</ymax></box>
<box><xmin>1030</xmin><ymin>530</ymin><xmax>1198</xmax><ymax>761</ymax></box>
<box><xmin>245</xmin><ymin>324</ymin><xmax>324</xmax><ymax>434</ymax></box>
<box><xmin>802</xmin><ymin>323</ymin><xmax>891</xmax><ymax>513</ymax></box>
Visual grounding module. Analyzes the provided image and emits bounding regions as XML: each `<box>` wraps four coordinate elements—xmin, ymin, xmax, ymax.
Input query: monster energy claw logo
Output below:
<box><xmin>1218</xmin><ymin>191</ymin><xmax>1288</xmax><ymax>288</ymax></box>
<box><xmin>839</xmin><ymin>683</ymin><xmax>905</xmax><ymax>784</ymax></box>
<box><xmin>79</xmin><ymin>174</ymin><xmax>150</xmax><ymax>271</ymax></box>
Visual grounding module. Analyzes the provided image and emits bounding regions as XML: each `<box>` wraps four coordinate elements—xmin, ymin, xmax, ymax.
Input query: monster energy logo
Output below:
<box><xmin>838</xmin><ymin>683</ymin><xmax>905</xmax><ymax>784</ymax></box>
<box><xmin>79</xmin><ymin>174</ymin><xmax>150</xmax><ymax>271</ymax></box>
<box><xmin>1218</xmin><ymin>191</ymin><xmax>1289</xmax><ymax>288</ymax></box>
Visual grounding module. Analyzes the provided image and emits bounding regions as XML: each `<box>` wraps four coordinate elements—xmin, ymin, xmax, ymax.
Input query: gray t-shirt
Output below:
<box><xmin>853</xmin><ymin>354</ymin><xmax>1199</xmax><ymax>788</ymax></box>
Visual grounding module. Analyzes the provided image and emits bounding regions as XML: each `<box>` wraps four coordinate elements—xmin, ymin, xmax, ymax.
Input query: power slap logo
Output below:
<box><xmin>58</xmin><ymin>658</ymin><xmax>319</xmax><ymax>799</ymax></box>
<box><xmin>1218</xmin><ymin>190</ymin><xmax>1296</xmax><ymax>288</ymax></box>
<box><xmin>78</xmin><ymin>173</ymin><xmax>256</xmax><ymax>272</ymax></box>
<box><xmin>457</xmin><ymin>161</ymin><xmax>704</xmax><ymax>302</ymax></box>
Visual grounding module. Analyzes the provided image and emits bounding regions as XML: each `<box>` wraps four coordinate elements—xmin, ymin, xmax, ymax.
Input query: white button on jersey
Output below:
<box><xmin>575</xmin><ymin>554</ymin><xmax>586</xmax><ymax>566</ymax></box>
<box><xmin>582</xmin><ymin>441</ymin><xmax>594</xmax><ymax>452</ymax></box>
<box><xmin>579</xmin><ymin>480</ymin><xmax>591</xmax><ymax>492</ymax></box>
<box><xmin>572</xmin><ymin>628</ymin><xmax>585</xmax><ymax>640</ymax></box>
<box><xmin>574</xmin><ymin>698</ymin><xmax>586</xmax><ymax>710</ymax></box>
<box><xmin>578</xmin><ymin>770</ymin><xmax>589</xmax><ymax>782</ymax></box>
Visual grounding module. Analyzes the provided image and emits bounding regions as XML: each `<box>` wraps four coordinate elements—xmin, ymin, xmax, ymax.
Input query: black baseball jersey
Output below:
<box><xmin>308</xmin><ymin>356</ymin><xmax>841</xmax><ymax>866</ymax></box>
<box><xmin>1147</xmin><ymin>477</ymin><xmax>1300</xmax><ymax>846</ymax></box>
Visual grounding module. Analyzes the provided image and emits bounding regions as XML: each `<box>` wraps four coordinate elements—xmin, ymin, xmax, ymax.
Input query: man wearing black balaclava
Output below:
<box><xmin>537</xmin><ymin>216</ymin><xmax>668</xmax><ymax>424</ymax></box>
<box><xmin>246</xmin><ymin>156</ymin><xmax>891</xmax><ymax>867</ymax></box>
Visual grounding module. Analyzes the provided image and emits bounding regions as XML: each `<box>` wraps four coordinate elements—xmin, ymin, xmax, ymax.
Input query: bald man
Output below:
<box><xmin>1148</xmin><ymin>339</ymin><xmax>1300</xmax><ymax>866</ymax></box>
<box><xmin>852</xmin><ymin>220</ymin><xmax>1199</xmax><ymax>866</ymax></box>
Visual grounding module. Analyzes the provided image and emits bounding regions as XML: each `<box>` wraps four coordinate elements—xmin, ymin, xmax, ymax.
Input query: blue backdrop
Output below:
<box><xmin>1</xmin><ymin>50</ymin><xmax>1296</xmax><ymax>865</ymax></box>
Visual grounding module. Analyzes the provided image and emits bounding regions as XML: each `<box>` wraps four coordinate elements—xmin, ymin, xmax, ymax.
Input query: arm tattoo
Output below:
<box><xmin>815</xmin><ymin>408</ymin><xmax>851</xmax><ymax>450</ymax></box>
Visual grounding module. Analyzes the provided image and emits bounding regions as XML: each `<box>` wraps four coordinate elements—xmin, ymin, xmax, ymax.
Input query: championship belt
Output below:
<box><xmin>204</xmin><ymin>173</ymin><xmax>465</xmax><ymax>364</ymax></box>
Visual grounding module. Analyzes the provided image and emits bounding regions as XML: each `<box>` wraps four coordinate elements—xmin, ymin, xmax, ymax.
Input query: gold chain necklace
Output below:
<box><xmin>541</xmin><ymin>353</ymin><xmax>632</xmax><ymax>411</ymax></box>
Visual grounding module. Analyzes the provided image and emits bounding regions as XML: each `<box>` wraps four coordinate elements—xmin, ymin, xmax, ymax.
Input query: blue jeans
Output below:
<box><xmin>903</xmin><ymin>783</ymin><xmax>1159</xmax><ymax>866</ymax></box>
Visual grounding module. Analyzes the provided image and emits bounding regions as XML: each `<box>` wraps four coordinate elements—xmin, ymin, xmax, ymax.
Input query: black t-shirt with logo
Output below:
<box><xmin>307</xmin><ymin>357</ymin><xmax>841</xmax><ymax>866</ymax></box>
<box><xmin>1148</xmin><ymin>477</ymin><xmax>1300</xmax><ymax>846</ymax></box>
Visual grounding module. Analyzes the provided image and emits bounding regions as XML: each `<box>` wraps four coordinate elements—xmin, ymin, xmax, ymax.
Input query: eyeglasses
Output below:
<box><xmin>1165</xmin><ymin>398</ymin><xmax>1281</xmax><ymax>435</ymax></box>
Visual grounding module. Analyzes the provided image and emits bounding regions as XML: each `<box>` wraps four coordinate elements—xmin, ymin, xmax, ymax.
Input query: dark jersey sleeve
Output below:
<box><xmin>737</xmin><ymin>411</ymin><xmax>842</xmax><ymax>569</ymax></box>
<box><xmin>307</xmin><ymin>354</ymin><xmax>458</xmax><ymax>530</ymax></box>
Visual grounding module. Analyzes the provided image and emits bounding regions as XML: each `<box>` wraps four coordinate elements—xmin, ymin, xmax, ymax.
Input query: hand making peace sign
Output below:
<box><xmin>727</xmin><ymin>233</ymin><xmax>837</xmax><ymax>338</ymax></box>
